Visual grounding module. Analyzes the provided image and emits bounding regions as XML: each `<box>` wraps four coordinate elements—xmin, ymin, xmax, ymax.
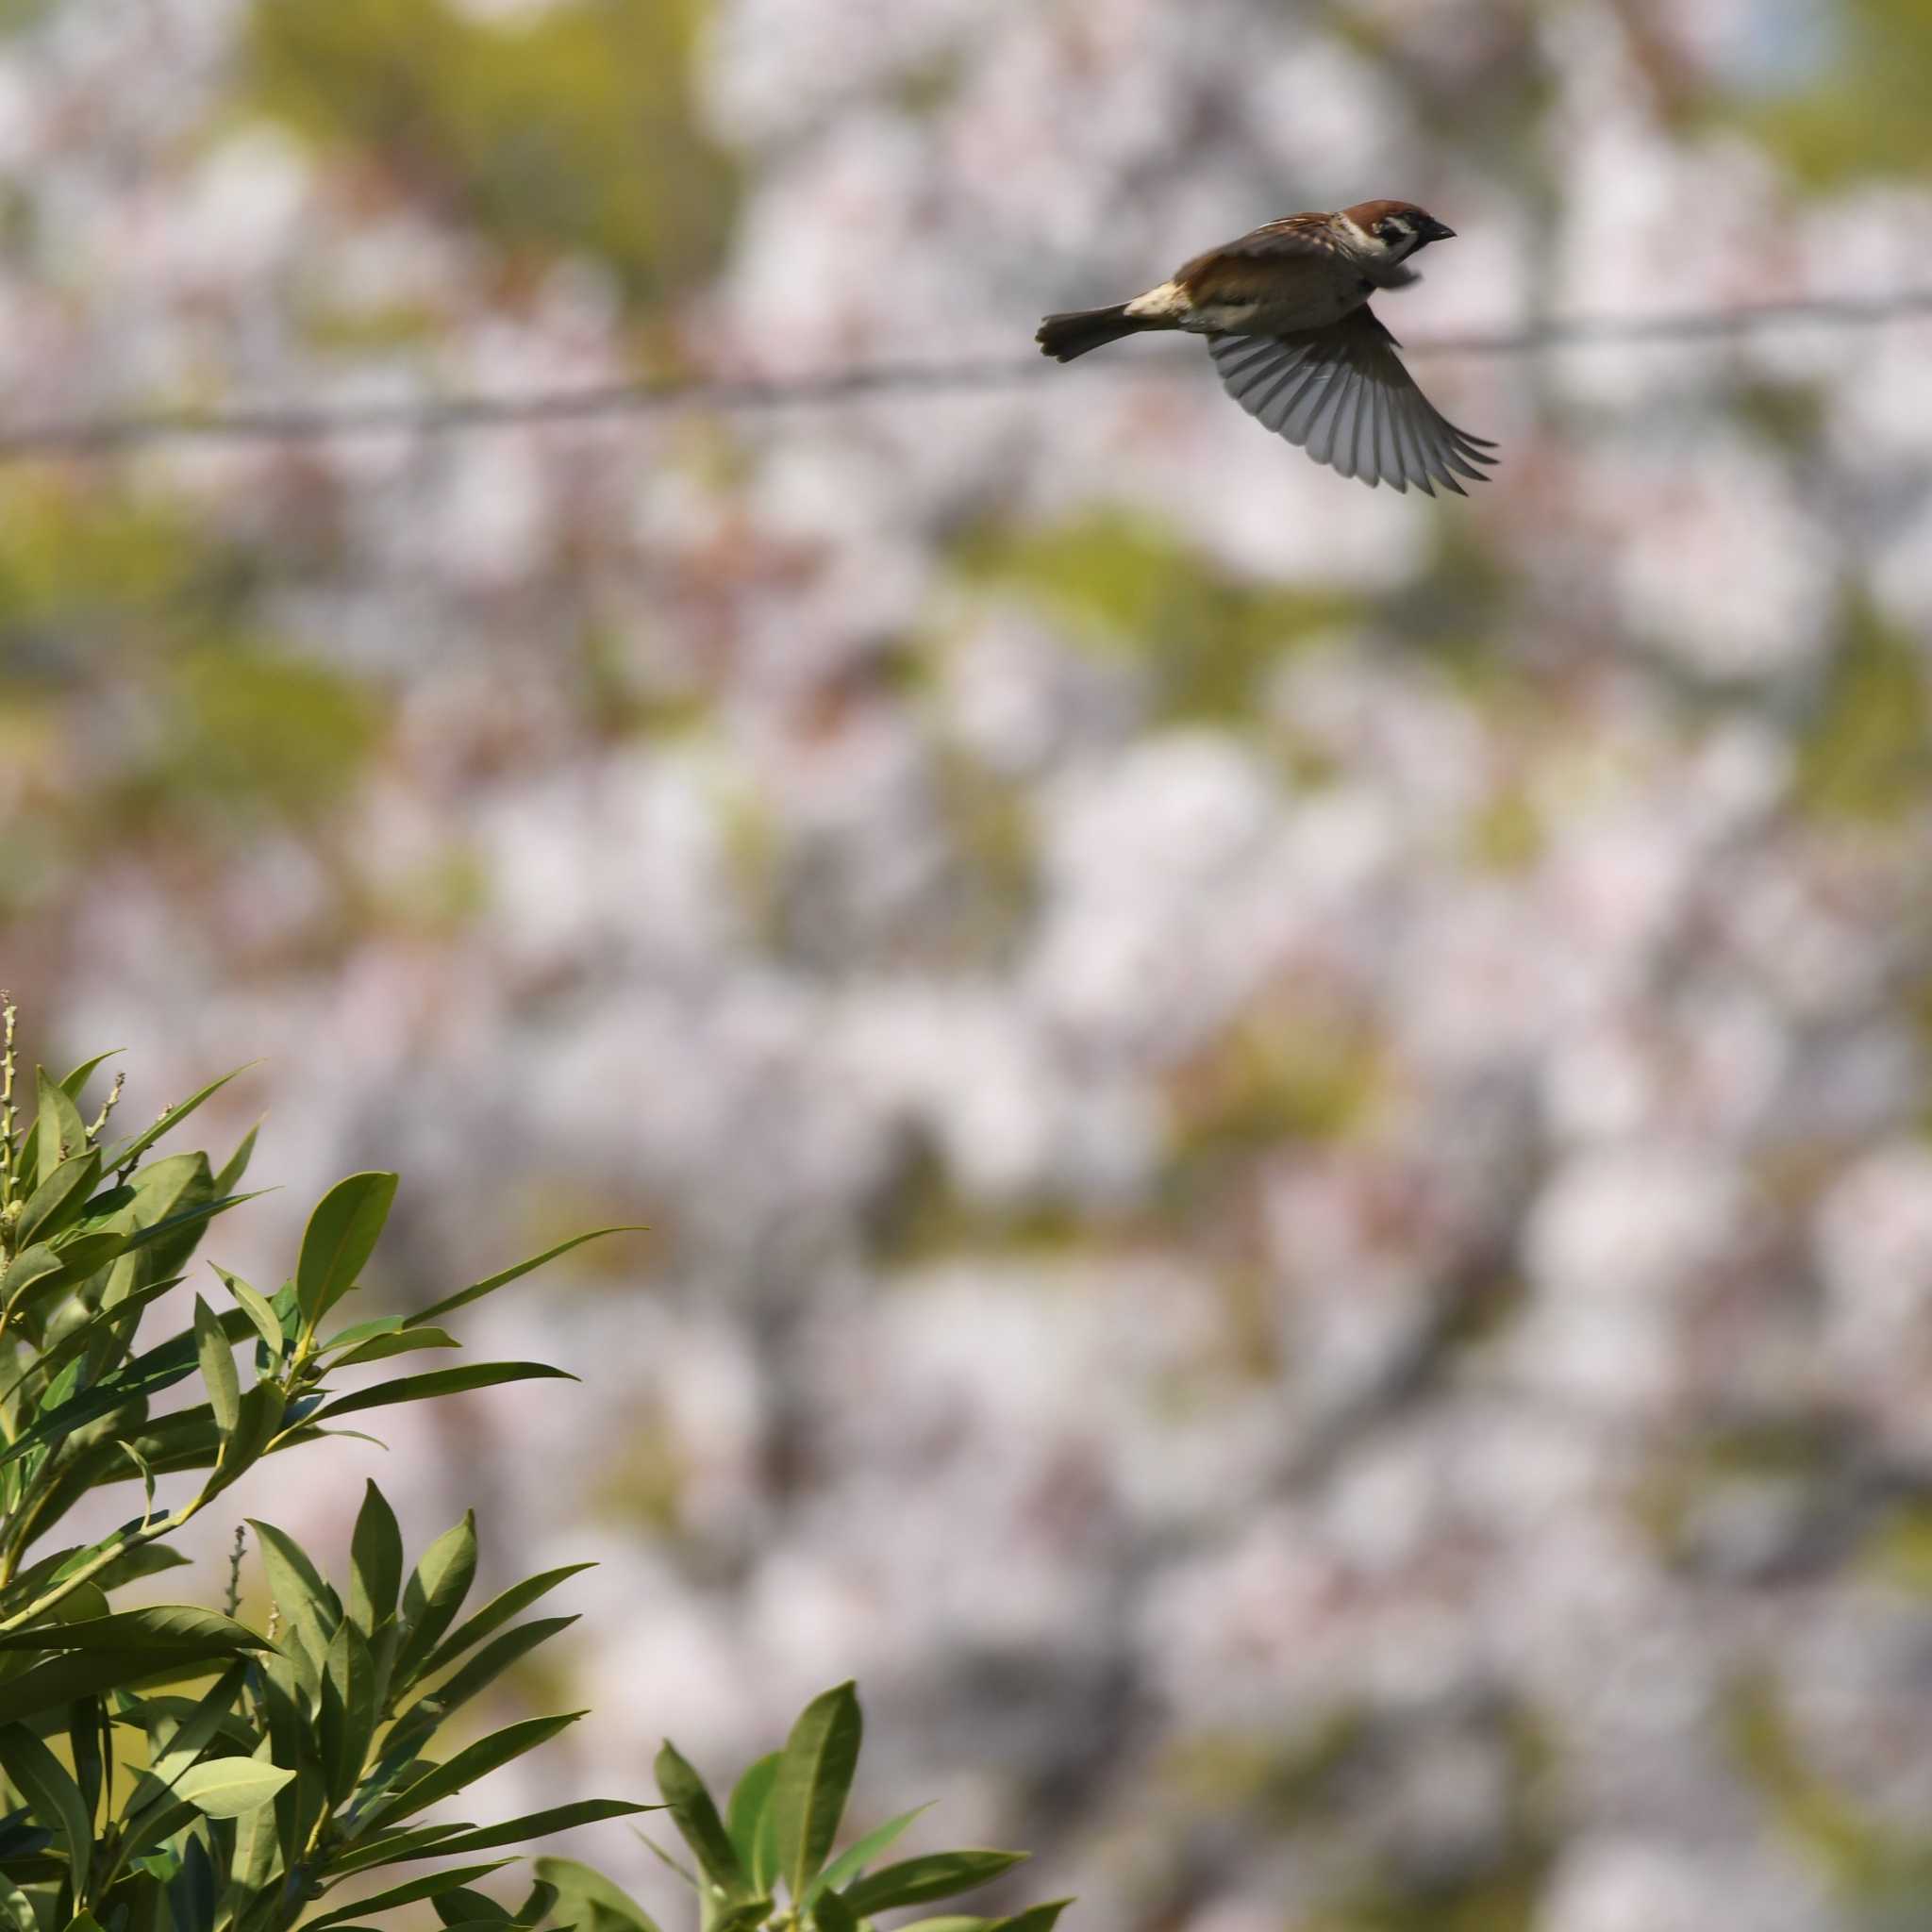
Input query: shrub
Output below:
<box><xmin>0</xmin><ymin>1006</ymin><xmax>1067</xmax><ymax>1932</ymax></box>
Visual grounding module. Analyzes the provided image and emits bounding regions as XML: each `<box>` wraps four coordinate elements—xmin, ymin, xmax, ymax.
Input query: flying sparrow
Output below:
<box><xmin>1036</xmin><ymin>200</ymin><xmax>1496</xmax><ymax>496</ymax></box>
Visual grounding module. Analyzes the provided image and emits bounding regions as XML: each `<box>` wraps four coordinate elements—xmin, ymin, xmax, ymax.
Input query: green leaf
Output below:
<box><xmin>322</xmin><ymin>1824</ymin><xmax>476</xmax><ymax>1876</ymax></box>
<box><xmin>0</xmin><ymin>1649</ymin><xmax>235</xmax><ymax>1725</ymax></box>
<box><xmin>395</xmin><ymin>1801</ymin><xmax>658</xmax><ymax>1859</ymax></box>
<box><xmin>842</xmin><ymin>1852</ymin><xmax>1029</xmax><ymax>1917</ymax></box>
<box><xmin>306</xmin><ymin>1861</ymin><xmax>519</xmax><ymax>1929</ymax></box>
<box><xmin>297</xmin><ymin>1173</ymin><xmax>398</xmax><ymax>1325</ymax></box>
<box><xmin>214</xmin><ymin>1268</ymin><xmax>284</xmax><ymax>1366</ymax></box>
<box><xmin>433</xmin><ymin>1892</ymin><xmax>512</xmax><ymax>1928</ymax></box>
<box><xmin>328</xmin><ymin>1328</ymin><xmax>461</xmax><ymax>1367</ymax></box>
<box><xmin>709</xmin><ymin>1904</ymin><xmax>774</xmax><ymax>1932</ymax></box>
<box><xmin>725</xmin><ymin>1753</ymin><xmax>779</xmax><ymax>1876</ymax></box>
<box><xmin>101</xmin><ymin>1065</ymin><xmax>253</xmax><ymax>1174</ymax></box>
<box><xmin>987</xmin><ymin>1902</ymin><xmax>1072</xmax><ymax>1932</ymax></box>
<box><xmin>532</xmin><ymin>1857</ymin><xmax>663</xmax><ymax>1932</ymax></box>
<box><xmin>313</xmin><ymin>1362</ymin><xmax>575</xmax><ymax>1424</ymax></box>
<box><xmin>246</xmin><ymin>1521</ymin><xmax>339</xmax><ymax>1690</ymax></box>
<box><xmin>417</xmin><ymin>1563</ymin><xmax>593</xmax><ymax>1682</ymax></box>
<box><xmin>655</xmin><ymin>1741</ymin><xmax>747</xmax><ymax>1900</ymax></box>
<box><xmin>0</xmin><ymin>1247</ymin><xmax>62</xmax><ymax>1313</ymax></box>
<box><xmin>320</xmin><ymin>1618</ymin><xmax>378</xmax><ymax>1804</ymax></box>
<box><xmin>773</xmin><ymin>1683</ymin><xmax>862</xmax><ymax>1906</ymax></box>
<box><xmin>211</xmin><ymin>1123</ymin><xmax>259</xmax><ymax>1203</ymax></box>
<box><xmin>391</xmin><ymin>1512</ymin><xmax>478</xmax><ymax>1692</ymax></box>
<box><xmin>410</xmin><ymin>1227</ymin><xmax>645</xmax><ymax>1326</ymax></box>
<box><xmin>144</xmin><ymin>1661</ymin><xmax>249</xmax><ymax>1783</ymax></box>
<box><xmin>349</xmin><ymin>1480</ymin><xmax>404</xmax><ymax>1638</ymax></box>
<box><xmin>0</xmin><ymin>1724</ymin><xmax>92</xmax><ymax>1878</ymax></box>
<box><xmin>171</xmin><ymin>1757</ymin><xmax>297</xmax><ymax>1819</ymax></box>
<box><xmin>812</xmin><ymin>1891</ymin><xmax>858</xmax><ymax>1932</ymax></box>
<box><xmin>193</xmin><ymin>1295</ymin><xmax>241</xmax><ymax>1435</ymax></box>
<box><xmin>810</xmin><ymin>1804</ymin><xmax>933</xmax><ymax>1904</ymax></box>
<box><xmin>34</xmin><ymin>1070</ymin><xmax>89</xmax><ymax>1181</ymax></box>
<box><xmin>0</xmin><ymin>1607</ymin><xmax>267</xmax><ymax>1654</ymax></box>
<box><xmin>369</xmin><ymin>1713</ymin><xmax>586</xmax><ymax>1825</ymax></box>
<box><xmin>16</xmin><ymin>1150</ymin><xmax>102</xmax><ymax>1251</ymax></box>
<box><xmin>394</xmin><ymin>1617</ymin><xmax>576</xmax><ymax>1735</ymax></box>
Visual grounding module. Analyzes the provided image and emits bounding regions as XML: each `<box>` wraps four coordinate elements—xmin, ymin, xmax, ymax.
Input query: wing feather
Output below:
<box><xmin>1207</xmin><ymin>308</ymin><xmax>1497</xmax><ymax>494</ymax></box>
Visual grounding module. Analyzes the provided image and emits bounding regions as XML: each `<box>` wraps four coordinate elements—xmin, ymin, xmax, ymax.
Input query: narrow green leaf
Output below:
<box><xmin>410</xmin><ymin>1228</ymin><xmax>645</xmax><ymax>1326</ymax></box>
<box><xmin>213</xmin><ymin>1268</ymin><xmax>283</xmax><ymax>1365</ymax></box>
<box><xmin>773</xmin><ymin>1683</ymin><xmax>862</xmax><ymax>1905</ymax></box>
<box><xmin>322</xmin><ymin>1824</ymin><xmax>477</xmax><ymax>1876</ymax></box>
<box><xmin>192</xmin><ymin>1295</ymin><xmax>240</xmax><ymax>1435</ymax></box>
<box><xmin>433</xmin><ymin>1892</ymin><xmax>511</xmax><ymax>1928</ymax></box>
<box><xmin>314</xmin><ymin>1362</ymin><xmax>574</xmax><ymax>1424</ymax></box>
<box><xmin>0</xmin><ymin>1875</ymin><xmax>34</xmax><ymax>1932</ymax></box>
<box><xmin>306</xmin><ymin>1861</ymin><xmax>518</xmax><ymax>1929</ymax></box>
<box><xmin>329</xmin><ymin>1328</ymin><xmax>461</xmax><ymax>1367</ymax></box>
<box><xmin>211</xmin><ymin>1123</ymin><xmax>259</xmax><ymax>1203</ymax></box>
<box><xmin>531</xmin><ymin>1857</ymin><xmax>663</xmax><ymax>1932</ymax></box>
<box><xmin>296</xmin><ymin>1172</ymin><xmax>397</xmax><ymax>1327</ymax></box>
<box><xmin>513</xmin><ymin>1880</ymin><xmax>558</xmax><ymax>1929</ymax></box>
<box><xmin>171</xmin><ymin>1758</ymin><xmax>296</xmax><ymax>1820</ymax></box>
<box><xmin>417</xmin><ymin>1563</ymin><xmax>593</xmax><ymax>1682</ymax></box>
<box><xmin>145</xmin><ymin>1661</ymin><xmax>249</xmax><ymax>1783</ymax></box>
<box><xmin>725</xmin><ymin>1753</ymin><xmax>779</xmax><ymax>1874</ymax></box>
<box><xmin>16</xmin><ymin>1150</ymin><xmax>102</xmax><ymax>1251</ymax></box>
<box><xmin>34</xmin><ymin>1070</ymin><xmax>88</xmax><ymax>1179</ymax></box>
<box><xmin>890</xmin><ymin>1920</ymin><xmax>991</xmax><ymax>1932</ymax></box>
<box><xmin>349</xmin><ymin>1481</ymin><xmax>404</xmax><ymax>1638</ymax></box>
<box><xmin>842</xmin><ymin>1851</ymin><xmax>1028</xmax><ymax>1917</ymax></box>
<box><xmin>655</xmin><ymin>1741</ymin><xmax>747</xmax><ymax>1900</ymax></box>
<box><xmin>246</xmin><ymin>1521</ymin><xmax>339</xmax><ymax>1690</ymax></box>
<box><xmin>0</xmin><ymin>1649</ymin><xmax>236</xmax><ymax>1725</ymax></box>
<box><xmin>398</xmin><ymin>1801</ymin><xmax>658</xmax><ymax>1859</ymax></box>
<box><xmin>391</xmin><ymin>1513</ymin><xmax>477</xmax><ymax>1692</ymax></box>
<box><xmin>0</xmin><ymin>1608</ymin><xmax>266</xmax><ymax>1655</ymax></box>
<box><xmin>0</xmin><ymin>1724</ymin><xmax>91</xmax><ymax>1879</ymax></box>
<box><xmin>394</xmin><ymin>1617</ymin><xmax>576</xmax><ymax>1735</ymax></box>
<box><xmin>320</xmin><ymin>1618</ymin><xmax>378</xmax><ymax>1804</ymax></box>
<box><xmin>101</xmin><ymin>1066</ymin><xmax>254</xmax><ymax>1174</ymax></box>
<box><xmin>987</xmin><ymin>1902</ymin><xmax>1073</xmax><ymax>1932</ymax></box>
<box><xmin>810</xmin><ymin>1803</ymin><xmax>933</xmax><ymax>1904</ymax></box>
<box><xmin>369</xmin><ymin>1713</ymin><xmax>586</xmax><ymax>1825</ymax></box>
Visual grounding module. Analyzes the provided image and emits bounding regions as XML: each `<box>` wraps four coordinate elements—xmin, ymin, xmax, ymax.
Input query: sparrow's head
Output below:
<box><xmin>1341</xmin><ymin>200</ymin><xmax>1457</xmax><ymax>264</ymax></box>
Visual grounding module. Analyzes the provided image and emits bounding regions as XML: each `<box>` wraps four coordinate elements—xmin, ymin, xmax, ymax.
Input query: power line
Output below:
<box><xmin>4</xmin><ymin>291</ymin><xmax>1930</xmax><ymax>464</ymax></box>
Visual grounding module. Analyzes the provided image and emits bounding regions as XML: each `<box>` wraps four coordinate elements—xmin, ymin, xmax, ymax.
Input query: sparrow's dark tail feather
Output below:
<box><xmin>1036</xmin><ymin>305</ymin><xmax>1141</xmax><ymax>362</ymax></box>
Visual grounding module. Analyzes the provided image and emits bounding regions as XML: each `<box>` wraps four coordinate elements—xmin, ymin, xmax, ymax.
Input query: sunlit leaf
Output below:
<box><xmin>296</xmin><ymin>1172</ymin><xmax>397</xmax><ymax>1326</ymax></box>
<box><xmin>773</xmin><ymin>1683</ymin><xmax>861</xmax><ymax>1905</ymax></box>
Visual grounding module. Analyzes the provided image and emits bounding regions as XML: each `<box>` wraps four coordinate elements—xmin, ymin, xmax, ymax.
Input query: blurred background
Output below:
<box><xmin>5</xmin><ymin>0</ymin><xmax>1932</xmax><ymax>1926</ymax></box>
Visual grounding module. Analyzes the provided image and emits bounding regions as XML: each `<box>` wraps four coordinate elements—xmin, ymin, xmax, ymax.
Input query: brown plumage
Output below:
<box><xmin>1035</xmin><ymin>200</ymin><xmax>1497</xmax><ymax>495</ymax></box>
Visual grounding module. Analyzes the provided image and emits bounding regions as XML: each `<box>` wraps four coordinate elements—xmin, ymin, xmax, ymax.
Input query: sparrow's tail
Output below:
<box><xmin>1036</xmin><ymin>304</ymin><xmax>1143</xmax><ymax>362</ymax></box>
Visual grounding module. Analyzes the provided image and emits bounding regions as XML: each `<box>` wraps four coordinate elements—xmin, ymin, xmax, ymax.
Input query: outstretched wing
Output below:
<box><xmin>1207</xmin><ymin>307</ymin><xmax>1498</xmax><ymax>495</ymax></box>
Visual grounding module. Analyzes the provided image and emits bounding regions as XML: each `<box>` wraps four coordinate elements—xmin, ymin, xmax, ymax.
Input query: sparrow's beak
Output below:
<box><xmin>1418</xmin><ymin>217</ymin><xmax>1457</xmax><ymax>243</ymax></box>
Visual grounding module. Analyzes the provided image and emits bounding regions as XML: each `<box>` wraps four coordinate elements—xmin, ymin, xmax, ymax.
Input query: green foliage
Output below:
<box><xmin>635</xmin><ymin>1682</ymin><xmax>1066</xmax><ymax>1932</ymax></box>
<box><xmin>241</xmin><ymin>0</ymin><xmax>736</xmax><ymax>314</ymax></box>
<box><xmin>0</xmin><ymin>1008</ymin><xmax>1067</xmax><ymax>1932</ymax></box>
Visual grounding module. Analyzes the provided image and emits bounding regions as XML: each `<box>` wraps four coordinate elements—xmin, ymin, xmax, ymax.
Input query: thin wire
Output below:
<box><xmin>4</xmin><ymin>291</ymin><xmax>1929</xmax><ymax>463</ymax></box>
